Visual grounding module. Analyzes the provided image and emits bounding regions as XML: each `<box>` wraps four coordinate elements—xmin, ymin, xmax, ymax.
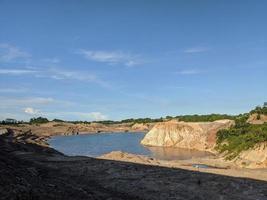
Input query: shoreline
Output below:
<box><xmin>99</xmin><ymin>151</ymin><xmax>267</xmax><ymax>181</ymax></box>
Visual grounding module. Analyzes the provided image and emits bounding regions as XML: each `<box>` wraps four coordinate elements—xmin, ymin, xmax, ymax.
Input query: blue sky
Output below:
<box><xmin>0</xmin><ymin>0</ymin><xmax>266</xmax><ymax>121</ymax></box>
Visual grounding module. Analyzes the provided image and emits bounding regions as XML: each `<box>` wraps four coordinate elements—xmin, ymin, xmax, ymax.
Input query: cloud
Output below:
<box><xmin>42</xmin><ymin>58</ymin><xmax>60</xmax><ymax>63</ymax></box>
<box><xmin>0</xmin><ymin>97</ymin><xmax>55</xmax><ymax>107</ymax></box>
<box><xmin>16</xmin><ymin>97</ymin><xmax>54</xmax><ymax>105</ymax></box>
<box><xmin>78</xmin><ymin>49</ymin><xmax>142</xmax><ymax>66</ymax></box>
<box><xmin>176</xmin><ymin>69</ymin><xmax>201</xmax><ymax>75</ymax></box>
<box><xmin>0</xmin><ymin>97</ymin><xmax>74</xmax><ymax>114</ymax></box>
<box><xmin>0</xmin><ymin>88</ymin><xmax>27</xmax><ymax>93</ymax></box>
<box><xmin>24</xmin><ymin>107</ymin><xmax>40</xmax><ymax>115</ymax></box>
<box><xmin>43</xmin><ymin>69</ymin><xmax>111</xmax><ymax>88</ymax></box>
<box><xmin>44</xmin><ymin>111</ymin><xmax>108</xmax><ymax>121</ymax></box>
<box><xmin>89</xmin><ymin>112</ymin><xmax>107</xmax><ymax>121</ymax></box>
<box><xmin>47</xmin><ymin>69</ymin><xmax>98</xmax><ymax>82</ymax></box>
<box><xmin>0</xmin><ymin>44</ymin><xmax>31</xmax><ymax>62</ymax></box>
<box><xmin>0</xmin><ymin>67</ymin><xmax>111</xmax><ymax>89</ymax></box>
<box><xmin>0</xmin><ymin>69</ymin><xmax>37</xmax><ymax>75</ymax></box>
<box><xmin>0</xmin><ymin>43</ymin><xmax>111</xmax><ymax>88</ymax></box>
<box><xmin>184</xmin><ymin>47</ymin><xmax>210</xmax><ymax>53</ymax></box>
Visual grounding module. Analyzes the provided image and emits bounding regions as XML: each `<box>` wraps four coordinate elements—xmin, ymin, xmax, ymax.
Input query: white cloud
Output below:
<box><xmin>0</xmin><ymin>97</ymin><xmax>55</xmax><ymax>107</ymax></box>
<box><xmin>48</xmin><ymin>70</ymin><xmax>97</xmax><ymax>82</ymax></box>
<box><xmin>44</xmin><ymin>111</ymin><xmax>108</xmax><ymax>121</ymax></box>
<box><xmin>78</xmin><ymin>49</ymin><xmax>141</xmax><ymax>66</ymax></box>
<box><xmin>0</xmin><ymin>67</ymin><xmax>111</xmax><ymax>89</ymax></box>
<box><xmin>20</xmin><ymin>97</ymin><xmax>55</xmax><ymax>105</ymax></box>
<box><xmin>44</xmin><ymin>69</ymin><xmax>111</xmax><ymax>89</ymax></box>
<box><xmin>0</xmin><ymin>43</ymin><xmax>111</xmax><ymax>88</ymax></box>
<box><xmin>87</xmin><ymin>112</ymin><xmax>108</xmax><ymax>121</ymax></box>
<box><xmin>184</xmin><ymin>47</ymin><xmax>210</xmax><ymax>53</ymax></box>
<box><xmin>0</xmin><ymin>69</ymin><xmax>36</xmax><ymax>75</ymax></box>
<box><xmin>0</xmin><ymin>44</ymin><xmax>31</xmax><ymax>62</ymax></box>
<box><xmin>0</xmin><ymin>88</ymin><xmax>27</xmax><ymax>93</ymax></box>
<box><xmin>24</xmin><ymin>107</ymin><xmax>40</xmax><ymax>115</ymax></box>
<box><xmin>125</xmin><ymin>60</ymin><xmax>139</xmax><ymax>67</ymax></box>
<box><xmin>176</xmin><ymin>69</ymin><xmax>201</xmax><ymax>75</ymax></box>
<box><xmin>42</xmin><ymin>58</ymin><xmax>60</xmax><ymax>63</ymax></box>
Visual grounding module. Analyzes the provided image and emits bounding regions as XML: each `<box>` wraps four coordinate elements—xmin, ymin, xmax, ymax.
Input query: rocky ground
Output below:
<box><xmin>1</xmin><ymin>131</ymin><xmax>267</xmax><ymax>200</ymax></box>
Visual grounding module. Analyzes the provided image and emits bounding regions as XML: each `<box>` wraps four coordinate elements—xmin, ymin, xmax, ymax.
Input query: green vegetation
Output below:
<box><xmin>70</xmin><ymin>121</ymin><xmax>91</xmax><ymax>124</ymax></box>
<box><xmin>120</xmin><ymin>118</ymin><xmax>164</xmax><ymax>124</ymax></box>
<box><xmin>250</xmin><ymin>106</ymin><xmax>267</xmax><ymax>115</ymax></box>
<box><xmin>91</xmin><ymin>118</ymin><xmax>164</xmax><ymax>125</ymax></box>
<box><xmin>92</xmin><ymin>120</ymin><xmax>120</xmax><ymax>124</ymax></box>
<box><xmin>175</xmin><ymin>114</ymin><xmax>236</xmax><ymax>122</ymax></box>
<box><xmin>0</xmin><ymin>120</ymin><xmax>24</xmax><ymax>125</ymax></box>
<box><xmin>52</xmin><ymin>118</ymin><xmax>64</xmax><ymax>122</ymax></box>
<box><xmin>233</xmin><ymin>113</ymin><xmax>250</xmax><ymax>126</ymax></box>
<box><xmin>4</xmin><ymin>111</ymin><xmax>252</xmax><ymax>125</ymax></box>
<box><xmin>216</xmin><ymin>110</ymin><xmax>267</xmax><ymax>160</ymax></box>
<box><xmin>96</xmin><ymin>114</ymin><xmax>236</xmax><ymax>124</ymax></box>
<box><xmin>30</xmin><ymin>117</ymin><xmax>49</xmax><ymax>124</ymax></box>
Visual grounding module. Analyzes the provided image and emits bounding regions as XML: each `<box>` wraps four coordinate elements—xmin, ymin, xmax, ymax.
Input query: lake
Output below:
<box><xmin>48</xmin><ymin>132</ymin><xmax>212</xmax><ymax>160</ymax></box>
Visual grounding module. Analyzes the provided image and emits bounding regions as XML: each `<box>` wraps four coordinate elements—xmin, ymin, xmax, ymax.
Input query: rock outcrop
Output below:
<box><xmin>131</xmin><ymin>123</ymin><xmax>154</xmax><ymax>132</ymax></box>
<box><xmin>141</xmin><ymin>119</ymin><xmax>234</xmax><ymax>152</ymax></box>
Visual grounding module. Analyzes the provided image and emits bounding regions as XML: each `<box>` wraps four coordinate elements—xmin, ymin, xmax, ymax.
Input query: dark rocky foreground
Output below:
<box><xmin>0</xmin><ymin>133</ymin><xmax>267</xmax><ymax>200</ymax></box>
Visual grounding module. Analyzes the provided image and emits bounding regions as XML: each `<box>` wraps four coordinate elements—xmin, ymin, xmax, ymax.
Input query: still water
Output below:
<box><xmin>48</xmin><ymin>132</ymin><xmax>212</xmax><ymax>160</ymax></box>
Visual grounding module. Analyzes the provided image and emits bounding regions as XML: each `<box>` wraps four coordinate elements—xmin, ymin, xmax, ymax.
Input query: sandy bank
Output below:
<box><xmin>99</xmin><ymin>151</ymin><xmax>267</xmax><ymax>181</ymax></box>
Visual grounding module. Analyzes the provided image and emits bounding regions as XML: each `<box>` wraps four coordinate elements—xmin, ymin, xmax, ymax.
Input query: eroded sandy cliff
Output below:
<box><xmin>141</xmin><ymin>119</ymin><xmax>234</xmax><ymax>152</ymax></box>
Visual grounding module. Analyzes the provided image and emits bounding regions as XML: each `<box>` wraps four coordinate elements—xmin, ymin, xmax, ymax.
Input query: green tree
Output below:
<box><xmin>52</xmin><ymin>118</ymin><xmax>64</xmax><ymax>122</ymax></box>
<box><xmin>30</xmin><ymin>117</ymin><xmax>49</xmax><ymax>124</ymax></box>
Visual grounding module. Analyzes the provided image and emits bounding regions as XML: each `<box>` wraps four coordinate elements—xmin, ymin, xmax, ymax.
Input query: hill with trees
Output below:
<box><xmin>216</xmin><ymin>106</ymin><xmax>267</xmax><ymax>160</ymax></box>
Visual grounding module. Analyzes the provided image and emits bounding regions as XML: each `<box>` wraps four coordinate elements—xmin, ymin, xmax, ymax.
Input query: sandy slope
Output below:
<box><xmin>99</xmin><ymin>151</ymin><xmax>267</xmax><ymax>181</ymax></box>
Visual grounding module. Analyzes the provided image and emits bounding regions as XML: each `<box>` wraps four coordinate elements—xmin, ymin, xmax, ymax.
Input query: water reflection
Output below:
<box><xmin>145</xmin><ymin>146</ymin><xmax>213</xmax><ymax>160</ymax></box>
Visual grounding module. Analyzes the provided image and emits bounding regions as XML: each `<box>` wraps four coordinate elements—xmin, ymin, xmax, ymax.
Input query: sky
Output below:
<box><xmin>0</xmin><ymin>0</ymin><xmax>267</xmax><ymax>121</ymax></box>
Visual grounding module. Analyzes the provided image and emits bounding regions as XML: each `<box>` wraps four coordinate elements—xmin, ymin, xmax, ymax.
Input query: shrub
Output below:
<box><xmin>250</xmin><ymin>106</ymin><xmax>267</xmax><ymax>115</ymax></box>
<box><xmin>175</xmin><ymin>114</ymin><xmax>235</xmax><ymax>122</ymax></box>
<box><xmin>216</xmin><ymin>122</ymin><xmax>267</xmax><ymax>160</ymax></box>
<box><xmin>30</xmin><ymin>117</ymin><xmax>49</xmax><ymax>124</ymax></box>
